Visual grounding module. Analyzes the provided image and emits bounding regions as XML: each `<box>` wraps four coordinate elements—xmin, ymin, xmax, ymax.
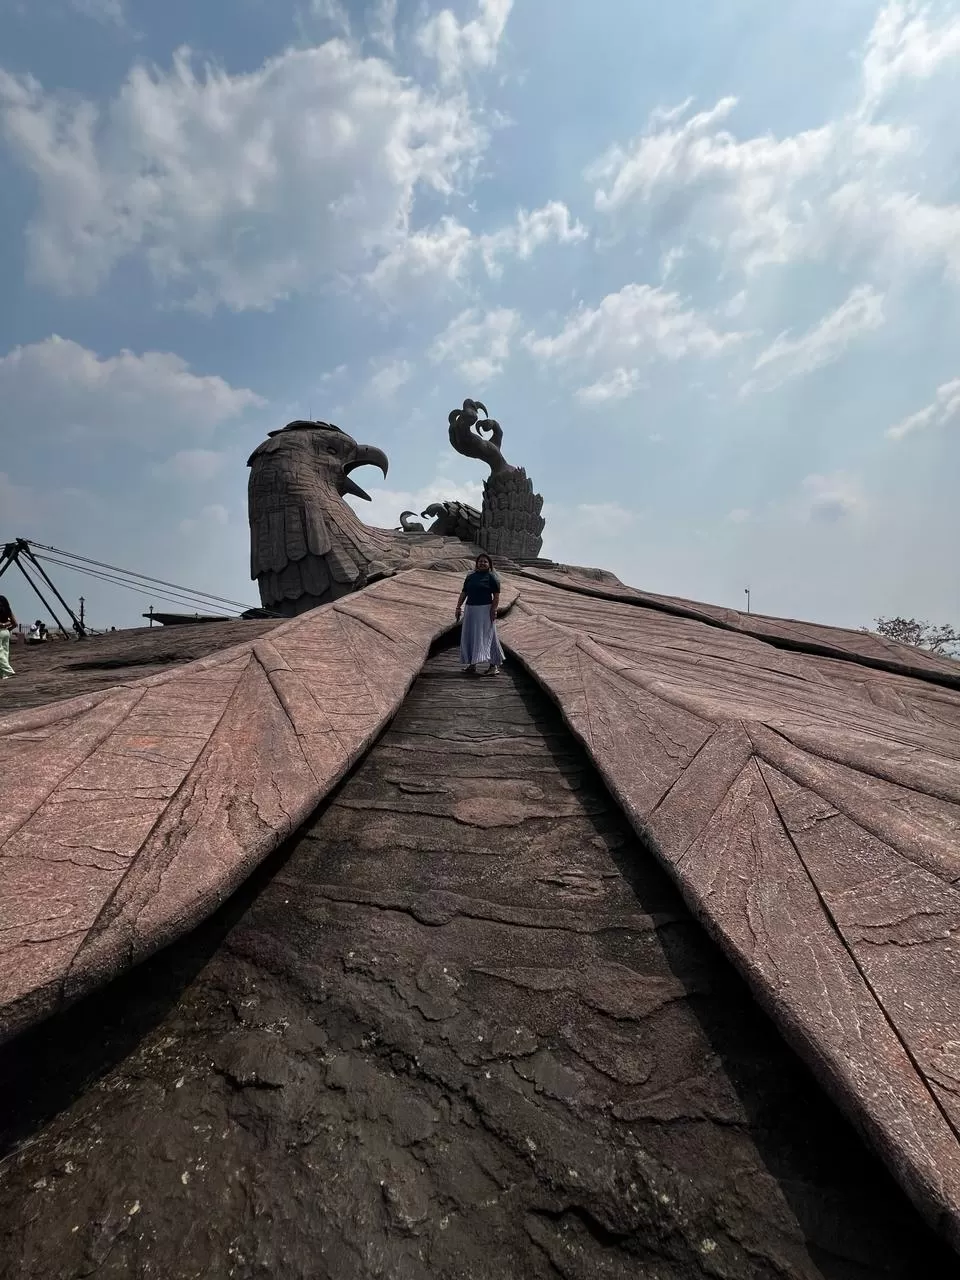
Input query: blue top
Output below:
<box><xmin>462</xmin><ymin>569</ymin><xmax>501</xmax><ymax>606</ymax></box>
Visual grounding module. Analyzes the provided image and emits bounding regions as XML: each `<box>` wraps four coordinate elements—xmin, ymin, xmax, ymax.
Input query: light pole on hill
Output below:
<box><xmin>744</xmin><ymin>587</ymin><xmax>751</xmax><ymax>615</ymax></box>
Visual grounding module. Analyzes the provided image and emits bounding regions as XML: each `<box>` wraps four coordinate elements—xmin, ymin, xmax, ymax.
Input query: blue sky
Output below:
<box><xmin>0</xmin><ymin>0</ymin><xmax>958</xmax><ymax>630</ymax></box>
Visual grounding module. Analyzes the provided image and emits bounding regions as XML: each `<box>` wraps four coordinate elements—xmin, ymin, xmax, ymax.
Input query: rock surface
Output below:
<box><xmin>0</xmin><ymin>647</ymin><xmax>953</xmax><ymax>1279</ymax></box>
<box><xmin>0</xmin><ymin>572</ymin><xmax>493</xmax><ymax>1042</ymax></box>
<box><xmin>2</xmin><ymin>567</ymin><xmax>960</xmax><ymax>1254</ymax></box>
<box><xmin>500</xmin><ymin>571</ymin><xmax>960</xmax><ymax>1247</ymax></box>
<box><xmin>519</xmin><ymin>565</ymin><xmax>960</xmax><ymax>689</ymax></box>
<box><xmin>0</xmin><ymin>621</ymin><xmax>280</xmax><ymax>714</ymax></box>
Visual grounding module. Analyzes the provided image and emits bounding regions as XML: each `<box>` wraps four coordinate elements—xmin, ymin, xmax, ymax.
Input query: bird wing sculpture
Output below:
<box><xmin>248</xmin><ymin>421</ymin><xmax>389</xmax><ymax>614</ymax></box>
<box><xmin>421</xmin><ymin>501</ymin><xmax>482</xmax><ymax>541</ymax></box>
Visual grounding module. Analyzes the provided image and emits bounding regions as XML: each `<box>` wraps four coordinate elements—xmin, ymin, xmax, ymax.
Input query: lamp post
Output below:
<box><xmin>744</xmin><ymin>587</ymin><xmax>751</xmax><ymax>615</ymax></box>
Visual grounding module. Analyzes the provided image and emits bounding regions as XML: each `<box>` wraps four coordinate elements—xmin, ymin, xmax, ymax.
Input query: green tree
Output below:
<box><xmin>868</xmin><ymin>617</ymin><xmax>960</xmax><ymax>657</ymax></box>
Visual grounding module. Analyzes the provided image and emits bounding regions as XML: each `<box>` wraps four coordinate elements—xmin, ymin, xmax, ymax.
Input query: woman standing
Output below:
<box><xmin>455</xmin><ymin>554</ymin><xmax>505</xmax><ymax>676</ymax></box>
<box><xmin>0</xmin><ymin>595</ymin><xmax>17</xmax><ymax>679</ymax></box>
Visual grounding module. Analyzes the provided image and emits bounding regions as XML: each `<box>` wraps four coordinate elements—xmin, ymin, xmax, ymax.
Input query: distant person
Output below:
<box><xmin>26</xmin><ymin>620</ymin><xmax>47</xmax><ymax>644</ymax></box>
<box><xmin>0</xmin><ymin>595</ymin><xmax>16</xmax><ymax>679</ymax></box>
<box><xmin>455</xmin><ymin>553</ymin><xmax>504</xmax><ymax>676</ymax></box>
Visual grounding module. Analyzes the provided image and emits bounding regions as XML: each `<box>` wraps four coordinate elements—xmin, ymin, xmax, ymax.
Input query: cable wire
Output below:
<box><xmin>28</xmin><ymin>541</ymin><xmax>258</xmax><ymax>611</ymax></box>
<box><xmin>34</xmin><ymin>553</ymin><xmax>245</xmax><ymax>616</ymax></box>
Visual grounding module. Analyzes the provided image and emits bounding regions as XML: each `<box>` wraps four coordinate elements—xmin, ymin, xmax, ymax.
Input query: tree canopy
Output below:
<box><xmin>868</xmin><ymin>617</ymin><xmax>960</xmax><ymax>657</ymax></box>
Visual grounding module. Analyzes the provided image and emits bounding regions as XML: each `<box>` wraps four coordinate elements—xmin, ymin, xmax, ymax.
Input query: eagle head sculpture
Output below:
<box><xmin>247</xmin><ymin>420</ymin><xmax>390</xmax><ymax>616</ymax></box>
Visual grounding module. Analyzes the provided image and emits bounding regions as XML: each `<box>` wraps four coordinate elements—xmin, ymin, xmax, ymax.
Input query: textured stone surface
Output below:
<box><xmin>420</xmin><ymin>501</ymin><xmax>481</xmax><ymax>541</ymax></box>
<box><xmin>0</xmin><ymin>571</ymin><xmax>499</xmax><ymax>1042</ymax></box>
<box><xmin>248</xmin><ymin>420</ymin><xmax>478</xmax><ymax>616</ymax></box>
<box><xmin>519</xmin><ymin>564</ymin><xmax>960</xmax><ymax>690</ymax></box>
<box><xmin>0</xmin><ymin>649</ymin><xmax>952</xmax><ymax>1279</ymax></box>
<box><xmin>480</xmin><ymin>466</ymin><xmax>545</xmax><ymax>560</ymax></box>
<box><xmin>3</xmin><ymin>561</ymin><xmax>960</xmax><ymax>1255</ymax></box>
<box><xmin>498</xmin><ymin>571</ymin><xmax>960</xmax><ymax>1247</ymax></box>
<box><xmin>0</xmin><ymin>620</ymin><xmax>280</xmax><ymax>714</ymax></box>
<box><xmin>446</xmin><ymin>399</ymin><xmax>545</xmax><ymax>560</ymax></box>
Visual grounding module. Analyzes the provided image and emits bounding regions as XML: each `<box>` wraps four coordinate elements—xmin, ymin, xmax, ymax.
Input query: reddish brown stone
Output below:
<box><xmin>0</xmin><ymin>570</ymin><xmax>506</xmax><ymax>1043</ymax></box>
<box><xmin>498</xmin><ymin>572</ymin><xmax>960</xmax><ymax>1248</ymax></box>
<box><xmin>3</xmin><ymin>559</ymin><xmax>960</xmax><ymax>1255</ymax></box>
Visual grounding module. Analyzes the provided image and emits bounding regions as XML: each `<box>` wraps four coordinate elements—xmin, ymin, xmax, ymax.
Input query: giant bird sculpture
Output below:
<box><xmin>6</xmin><ymin>394</ymin><xmax>960</xmax><ymax>1273</ymax></box>
<box><xmin>248</xmin><ymin>419</ymin><xmax>480</xmax><ymax>615</ymax></box>
<box><xmin>248</xmin><ymin>420</ymin><xmax>391</xmax><ymax>615</ymax></box>
<box><xmin>248</xmin><ymin>404</ymin><xmax>544</xmax><ymax>616</ymax></box>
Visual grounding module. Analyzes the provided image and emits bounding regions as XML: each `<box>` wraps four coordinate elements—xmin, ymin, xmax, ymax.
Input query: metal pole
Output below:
<box><xmin>22</xmin><ymin>545</ymin><xmax>87</xmax><ymax>636</ymax></box>
<box><xmin>79</xmin><ymin>596</ymin><xmax>85</xmax><ymax>629</ymax></box>
<box><xmin>10</xmin><ymin>554</ymin><xmax>72</xmax><ymax>638</ymax></box>
<box><xmin>744</xmin><ymin>587</ymin><xmax>751</xmax><ymax>615</ymax></box>
<box><xmin>0</xmin><ymin>540</ymin><xmax>18</xmax><ymax>581</ymax></box>
<box><xmin>149</xmin><ymin>605</ymin><xmax>154</xmax><ymax>628</ymax></box>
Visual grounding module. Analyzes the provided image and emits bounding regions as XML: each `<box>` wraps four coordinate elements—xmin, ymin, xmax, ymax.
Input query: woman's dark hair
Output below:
<box><xmin>0</xmin><ymin>595</ymin><xmax>12</xmax><ymax>621</ymax></box>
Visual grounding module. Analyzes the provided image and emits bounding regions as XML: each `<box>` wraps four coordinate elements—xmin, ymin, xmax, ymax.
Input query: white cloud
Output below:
<box><xmin>576</xmin><ymin>367</ymin><xmax>646</xmax><ymax>405</ymax></box>
<box><xmin>726</xmin><ymin>507</ymin><xmax>752</xmax><ymax>523</ymax></box>
<box><xmin>368</xmin><ymin>0</ymin><xmax>398</xmax><ymax>53</ymax></box>
<box><xmin>429</xmin><ymin>307</ymin><xmax>519</xmax><ymax>382</ymax></box>
<box><xmin>0</xmin><ymin>43</ymin><xmax>483</xmax><ymax>309</ymax></box>
<box><xmin>350</xmin><ymin>475</ymin><xmax>485</xmax><ymax>532</ymax></box>
<box><xmin>660</xmin><ymin>246</ymin><xmax>686</xmax><ymax>281</ymax></box>
<box><xmin>821</xmin><ymin>185</ymin><xmax>960</xmax><ymax>281</ymax></box>
<box><xmin>540</xmin><ymin>501</ymin><xmax>641</xmax><ymax>569</ymax></box>
<box><xmin>887</xmin><ymin>376</ymin><xmax>960</xmax><ymax>439</ymax></box>
<box><xmin>479</xmin><ymin>201</ymin><xmax>587</xmax><ymax>275</ymax></box>
<box><xmin>154</xmin><ymin>449</ymin><xmax>227</xmax><ymax>483</ymax></box>
<box><xmin>746</xmin><ymin>285</ymin><xmax>885</xmax><ymax>392</ymax></box>
<box><xmin>367</xmin><ymin>200</ymin><xmax>585</xmax><ymax>296</ymax></box>
<box><xmin>799</xmin><ymin>472</ymin><xmax>865</xmax><ymax>524</ymax></box>
<box><xmin>69</xmin><ymin>0</ymin><xmax>125</xmax><ymax>23</ymax></box>
<box><xmin>586</xmin><ymin>95</ymin><xmax>837</xmax><ymax>272</ymax></box>
<box><xmin>569</xmin><ymin>502</ymin><xmax>638</xmax><ymax>537</ymax></box>
<box><xmin>0</xmin><ymin>336</ymin><xmax>263</xmax><ymax>442</ymax></box>
<box><xmin>860</xmin><ymin>0</ymin><xmax>960</xmax><ymax>111</ymax></box>
<box><xmin>179</xmin><ymin>503</ymin><xmax>230</xmax><ymax>536</ymax></box>
<box><xmin>366</xmin><ymin>217</ymin><xmax>476</xmax><ymax>296</ymax></box>
<box><xmin>526</xmin><ymin>284</ymin><xmax>743</xmax><ymax>390</ymax></box>
<box><xmin>417</xmin><ymin>0</ymin><xmax>513</xmax><ymax>83</ymax></box>
<box><xmin>585</xmin><ymin>3</ymin><xmax>960</xmax><ymax>282</ymax></box>
<box><xmin>368</xmin><ymin>358</ymin><xmax>413</xmax><ymax>400</ymax></box>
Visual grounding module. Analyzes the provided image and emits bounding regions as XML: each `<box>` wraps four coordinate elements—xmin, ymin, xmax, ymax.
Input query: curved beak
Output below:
<box><xmin>341</xmin><ymin>444</ymin><xmax>389</xmax><ymax>502</ymax></box>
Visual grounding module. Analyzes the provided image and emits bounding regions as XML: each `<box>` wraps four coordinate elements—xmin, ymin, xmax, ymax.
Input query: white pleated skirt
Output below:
<box><xmin>459</xmin><ymin>603</ymin><xmax>505</xmax><ymax>667</ymax></box>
